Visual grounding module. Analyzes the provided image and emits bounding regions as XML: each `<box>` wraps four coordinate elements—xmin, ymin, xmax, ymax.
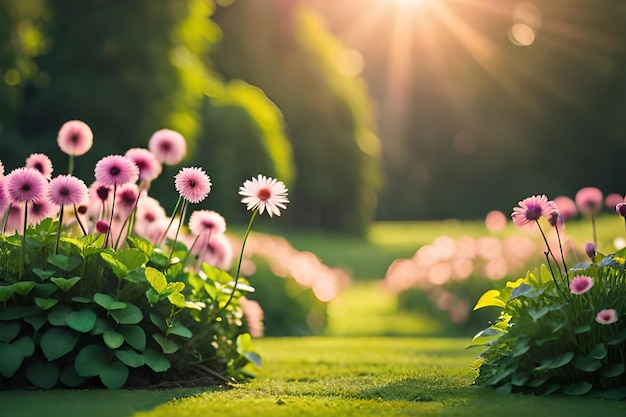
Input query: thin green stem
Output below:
<box><xmin>219</xmin><ymin>210</ymin><xmax>257</xmax><ymax>314</ymax></box>
<box><xmin>73</xmin><ymin>204</ymin><xmax>87</xmax><ymax>236</ymax></box>
<box><xmin>157</xmin><ymin>195</ymin><xmax>183</xmax><ymax>247</ymax></box>
<box><xmin>55</xmin><ymin>204</ymin><xmax>64</xmax><ymax>254</ymax></box>
<box><xmin>104</xmin><ymin>183</ymin><xmax>118</xmax><ymax>248</ymax></box>
<box><xmin>168</xmin><ymin>200</ymin><xmax>188</xmax><ymax>263</ymax></box>
<box><xmin>1</xmin><ymin>203</ymin><xmax>12</xmax><ymax>234</ymax></box>
<box><xmin>591</xmin><ymin>214</ymin><xmax>597</xmax><ymax>247</ymax></box>
<box><xmin>68</xmin><ymin>155</ymin><xmax>74</xmax><ymax>176</ymax></box>
<box><xmin>19</xmin><ymin>202</ymin><xmax>28</xmax><ymax>280</ymax></box>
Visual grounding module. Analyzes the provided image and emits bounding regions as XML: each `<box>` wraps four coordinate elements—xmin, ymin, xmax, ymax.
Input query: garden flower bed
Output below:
<box><xmin>0</xmin><ymin>121</ymin><xmax>290</xmax><ymax>389</ymax></box>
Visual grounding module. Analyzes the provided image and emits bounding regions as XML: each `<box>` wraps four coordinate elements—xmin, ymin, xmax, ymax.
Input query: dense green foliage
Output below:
<box><xmin>0</xmin><ymin>221</ymin><xmax>257</xmax><ymax>389</ymax></box>
<box><xmin>213</xmin><ymin>0</ymin><xmax>381</xmax><ymax>234</ymax></box>
<box><xmin>472</xmin><ymin>260</ymin><xmax>626</xmax><ymax>398</ymax></box>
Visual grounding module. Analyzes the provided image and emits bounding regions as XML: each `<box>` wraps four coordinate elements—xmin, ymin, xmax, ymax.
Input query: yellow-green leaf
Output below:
<box><xmin>473</xmin><ymin>290</ymin><xmax>506</xmax><ymax>310</ymax></box>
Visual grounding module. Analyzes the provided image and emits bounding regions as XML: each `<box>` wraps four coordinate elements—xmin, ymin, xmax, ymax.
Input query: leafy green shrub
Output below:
<box><xmin>0</xmin><ymin>119</ymin><xmax>295</xmax><ymax>389</ymax></box>
<box><xmin>470</xmin><ymin>195</ymin><xmax>626</xmax><ymax>399</ymax></box>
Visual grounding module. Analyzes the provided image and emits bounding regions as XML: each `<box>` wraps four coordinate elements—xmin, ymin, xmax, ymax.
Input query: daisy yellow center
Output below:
<box><xmin>258</xmin><ymin>188</ymin><xmax>271</xmax><ymax>201</ymax></box>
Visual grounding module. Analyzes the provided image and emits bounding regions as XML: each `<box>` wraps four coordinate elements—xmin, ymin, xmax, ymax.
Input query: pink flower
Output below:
<box><xmin>195</xmin><ymin>232</ymin><xmax>233</xmax><ymax>270</ymax></box>
<box><xmin>48</xmin><ymin>175</ymin><xmax>88</xmax><ymax>206</ymax></box>
<box><xmin>134</xmin><ymin>195</ymin><xmax>166</xmax><ymax>236</ymax></box>
<box><xmin>596</xmin><ymin>309</ymin><xmax>618</xmax><ymax>325</ymax></box>
<box><xmin>125</xmin><ymin>148</ymin><xmax>162</xmax><ymax>183</ymax></box>
<box><xmin>25</xmin><ymin>153</ymin><xmax>54</xmax><ymax>179</ymax></box>
<box><xmin>28</xmin><ymin>198</ymin><xmax>59</xmax><ymax>225</ymax></box>
<box><xmin>148</xmin><ymin>129</ymin><xmax>187</xmax><ymax>166</ymax></box>
<box><xmin>575</xmin><ymin>187</ymin><xmax>603</xmax><ymax>216</ymax></box>
<box><xmin>94</xmin><ymin>155</ymin><xmax>139</xmax><ymax>187</ymax></box>
<box><xmin>553</xmin><ymin>196</ymin><xmax>577</xmax><ymax>220</ymax></box>
<box><xmin>511</xmin><ymin>195</ymin><xmax>557</xmax><ymax>229</ymax></box>
<box><xmin>5</xmin><ymin>167</ymin><xmax>48</xmax><ymax>203</ymax></box>
<box><xmin>114</xmin><ymin>183</ymin><xmax>139</xmax><ymax>215</ymax></box>
<box><xmin>239</xmin><ymin>174</ymin><xmax>289</xmax><ymax>217</ymax></box>
<box><xmin>188</xmin><ymin>210</ymin><xmax>226</xmax><ymax>236</ymax></box>
<box><xmin>0</xmin><ymin>179</ymin><xmax>8</xmax><ymax>213</ymax></box>
<box><xmin>570</xmin><ymin>275</ymin><xmax>594</xmax><ymax>295</ymax></box>
<box><xmin>605</xmin><ymin>193</ymin><xmax>624</xmax><ymax>210</ymax></box>
<box><xmin>57</xmin><ymin>120</ymin><xmax>94</xmax><ymax>156</ymax></box>
<box><xmin>616</xmin><ymin>203</ymin><xmax>626</xmax><ymax>218</ymax></box>
<box><xmin>174</xmin><ymin>167</ymin><xmax>211</xmax><ymax>203</ymax></box>
<box><xmin>4</xmin><ymin>204</ymin><xmax>24</xmax><ymax>234</ymax></box>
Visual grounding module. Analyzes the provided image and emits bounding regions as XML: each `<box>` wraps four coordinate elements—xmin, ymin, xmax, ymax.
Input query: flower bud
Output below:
<box><xmin>584</xmin><ymin>242</ymin><xmax>596</xmax><ymax>259</ymax></box>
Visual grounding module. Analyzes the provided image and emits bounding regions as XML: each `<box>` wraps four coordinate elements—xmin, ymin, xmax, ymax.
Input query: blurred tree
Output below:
<box><xmin>193</xmin><ymin>79</ymin><xmax>295</xmax><ymax>222</ymax></box>
<box><xmin>212</xmin><ymin>0</ymin><xmax>382</xmax><ymax>235</ymax></box>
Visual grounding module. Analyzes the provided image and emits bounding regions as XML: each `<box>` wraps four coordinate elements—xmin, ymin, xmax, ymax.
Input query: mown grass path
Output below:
<box><xmin>2</xmin><ymin>337</ymin><xmax>624</xmax><ymax>417</ymax></box>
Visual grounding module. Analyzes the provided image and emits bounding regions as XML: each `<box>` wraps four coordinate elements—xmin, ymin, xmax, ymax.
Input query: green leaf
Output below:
<box><xmin>237</xmin><ymin>333</ymin><xmax>253</xmax><ymax>354</ymax></box>
<box><xmin>48</xmin><ymin>304</ymin><xmax>73</xmax><ymax>326</ymax></box>
<box><xmin>12</xmin><ymin>335</ymin><xmax>35</xmax><ymax>357</ymax></box>
<box><xmin>100</xmin><ymin>252</ymin><xmax>128</xmax><ymax>279</ymax></box>
<box><xmin>0</xmin><ymin>320</ymin><xmax>20</xmax><ymax>343</ymax></box>
<box><xmin>99</xmin><ymin>360</ymin><xmax>129</xmax><ymax>389</ymax></box>
<box><xmin>574</xmin><ymin>325</ymin><xmax>591</xmax><ymax>334</ymax></box>
<box><xmin>75</xmin><ymin>345</ymin><xmax>109</xmax><ymax>377</ymax></box>
<box><xmin>32</xmin><ymin>268</ymin><xmax>55</xmax><ymax>281</ymax></box>
<box><xmin>32</xmin><ymin>283</ymin><xmax>59</xmax><ymax>298</ymax></box>
<box><xmin>152</xmin><ymin>333</ymin><xmax>179</xmax><ymax>354</ymax></box>
<box><xmin>601</xmin><ymin>363</ymin><xmax>625</xmax><ymax>377</ymax></box>
<box><xmin>35</xmin><ymin>297</ymin><xmax>59</xmax><ymax>310</ymax></box>
<box><xmin>149</xmin><ymin>312</ymin><xmax>167</xmax><ymax>333</ymax></box>
<box><xmin>145</xmin><ymin>267</ymin><xmax>167</xmax><ymax>294</ymax></box>
<box><xmin>59</xmin><ymin>366</ymin><xmax>89</xmax><ymax>388</ymax></box>
<box><xmin>26</xmin><ymin>361</ymin><xmax>59</xmax><ymax>389</ymax></box>
<box><xmin>0</xmin><ymin>285</ymin><xmax>14</xmax><ymax>302</ymax></box>
<box><xmin>563</xmin><ymin>380</ymin><xmax>592</xmax><ymax>395</ymax></box>
<box><xmin>528</xmin><ymin>306</ymin><xmax>550</xmax><ymax>321</ymax></box>
<box><xmin>71</xmin><ymin>296</ymin><xmax>91</xmax><ymax>303</ymax></box>
<box><xmin>91</xmin><ymin>316</ymin><xmax>115</xmax><ymax>335</ymax></box>
<box><xmin>145</xmin><ymin>288</ymin><xmax>160</xmax><ymax>305</ymax></box>
<box><xmin>11</xmin><ymin>281</ymin><xmax>36</xmax><ymax>295</ymax></box>
<box><xmin>103</xmin><ymin>331</ymin><xmax>125</xmax><ymax>349</ymax></box>
<box><xmin>118</xmin><ymin>325</ymin><xmax>146</xmax><ymax>351</ymax></box>
<box><xmin>114</xmin><ymin>348</ymin><xmax>145</xmax><ymax>368</ymax></box>
<box><xmin>123</xmin><ymin>269</ymin><xmax>146</xmax><ymax>283</ymax></box>
<box><xmin>93</xmin><ymin>293</ymin><xmax>127</xmax><ymax>311</ymax></box>
<box><xmin>573</xmin><ymin>356</ymin><xmax>602</xmax><ymax>372</ymax></box>
<box><xmin>127</xmin><ymin>236</ymin><xmax>154</xmax><ymax>257</ymax></box>
<box><xmin>167</xmin><ymin>321</ymin><xmax>193</xmax><ymax>339</ymax></box>
<box><xmin>41</xmin><ymin>327</ymin><xmax>79</xmax><ymax>361</ymax></box>
<box><xmin>0</xmin><ymin>342</ymin><xmax>24</xmax><ymax>377</ymax></box>
<box><xmin>473</xmin><ymin>290</ymin><xmax>506</xmax><ymax>310</ymax></box>
<box><xmin>110</xmin><ymin>304</ymin><xmax>143</xmax><ymax>325</ymax></box>
<box><xmin>65</xmin><ymin>308</ymin><xmax>97</xmax><ymax>333</ymax></box>
<box><xmin>117</xmin><ymin>248</ymin><xmax>149</xmax><ymax>271</ymax></box>
<box><xmin>535</xmin><ymin>351</ymin><xmax>574</xmax><ymax>371</ymax></box>
<box><xmin>143</xmin><ymin>348</ymin><xmax>171</xmax><ymax>372</ymax></box>
<box><xmin>149</xmin><ymin>251</ymin><xmax>170</xmax><ymax>268</ymax></box>
<box><xmin>590</xmin><ymin>343</ymin><xmax>607</xmax><ymax>360</ymax></box>
<box><xmin>469</xmin><ymin>327</ymin><xmax>505</xmax><ymax>346</ymax></box>
<box><xmin>608</xmin><ymin>328</ymin><xmax>626</xmax><ymax>345</ymax></box>
<box><xmin>47</xmin><ymin>254</ymin><xmax>83</xmax><ymax>272</ymax></box>
<box><xmin>23</xmin><ymin>314</ymin><xmax>47</xmax><ymax>331</ymax></box>
<box><xmin>51</xmin><ymin>277</ymin><xmax>81</xmax><ymax>292</ymax></box>
<box><xmin>244</xmin><ymin>351</ymin><xmax>262</xmax><ymax>368</ymax></box>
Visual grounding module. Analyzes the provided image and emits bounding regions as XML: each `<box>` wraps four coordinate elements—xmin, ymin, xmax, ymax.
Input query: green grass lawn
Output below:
<box><xmin>3</xmin><ymin>337</ymin><xmax>625</xmax><ymax>417</ymax></box>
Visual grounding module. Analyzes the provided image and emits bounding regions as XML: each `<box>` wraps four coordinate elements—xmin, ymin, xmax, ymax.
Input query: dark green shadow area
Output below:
<box><xmin>0</xmin><ymin>386</ymin><xmax>225</xmax><ymax>417</ymax></box>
